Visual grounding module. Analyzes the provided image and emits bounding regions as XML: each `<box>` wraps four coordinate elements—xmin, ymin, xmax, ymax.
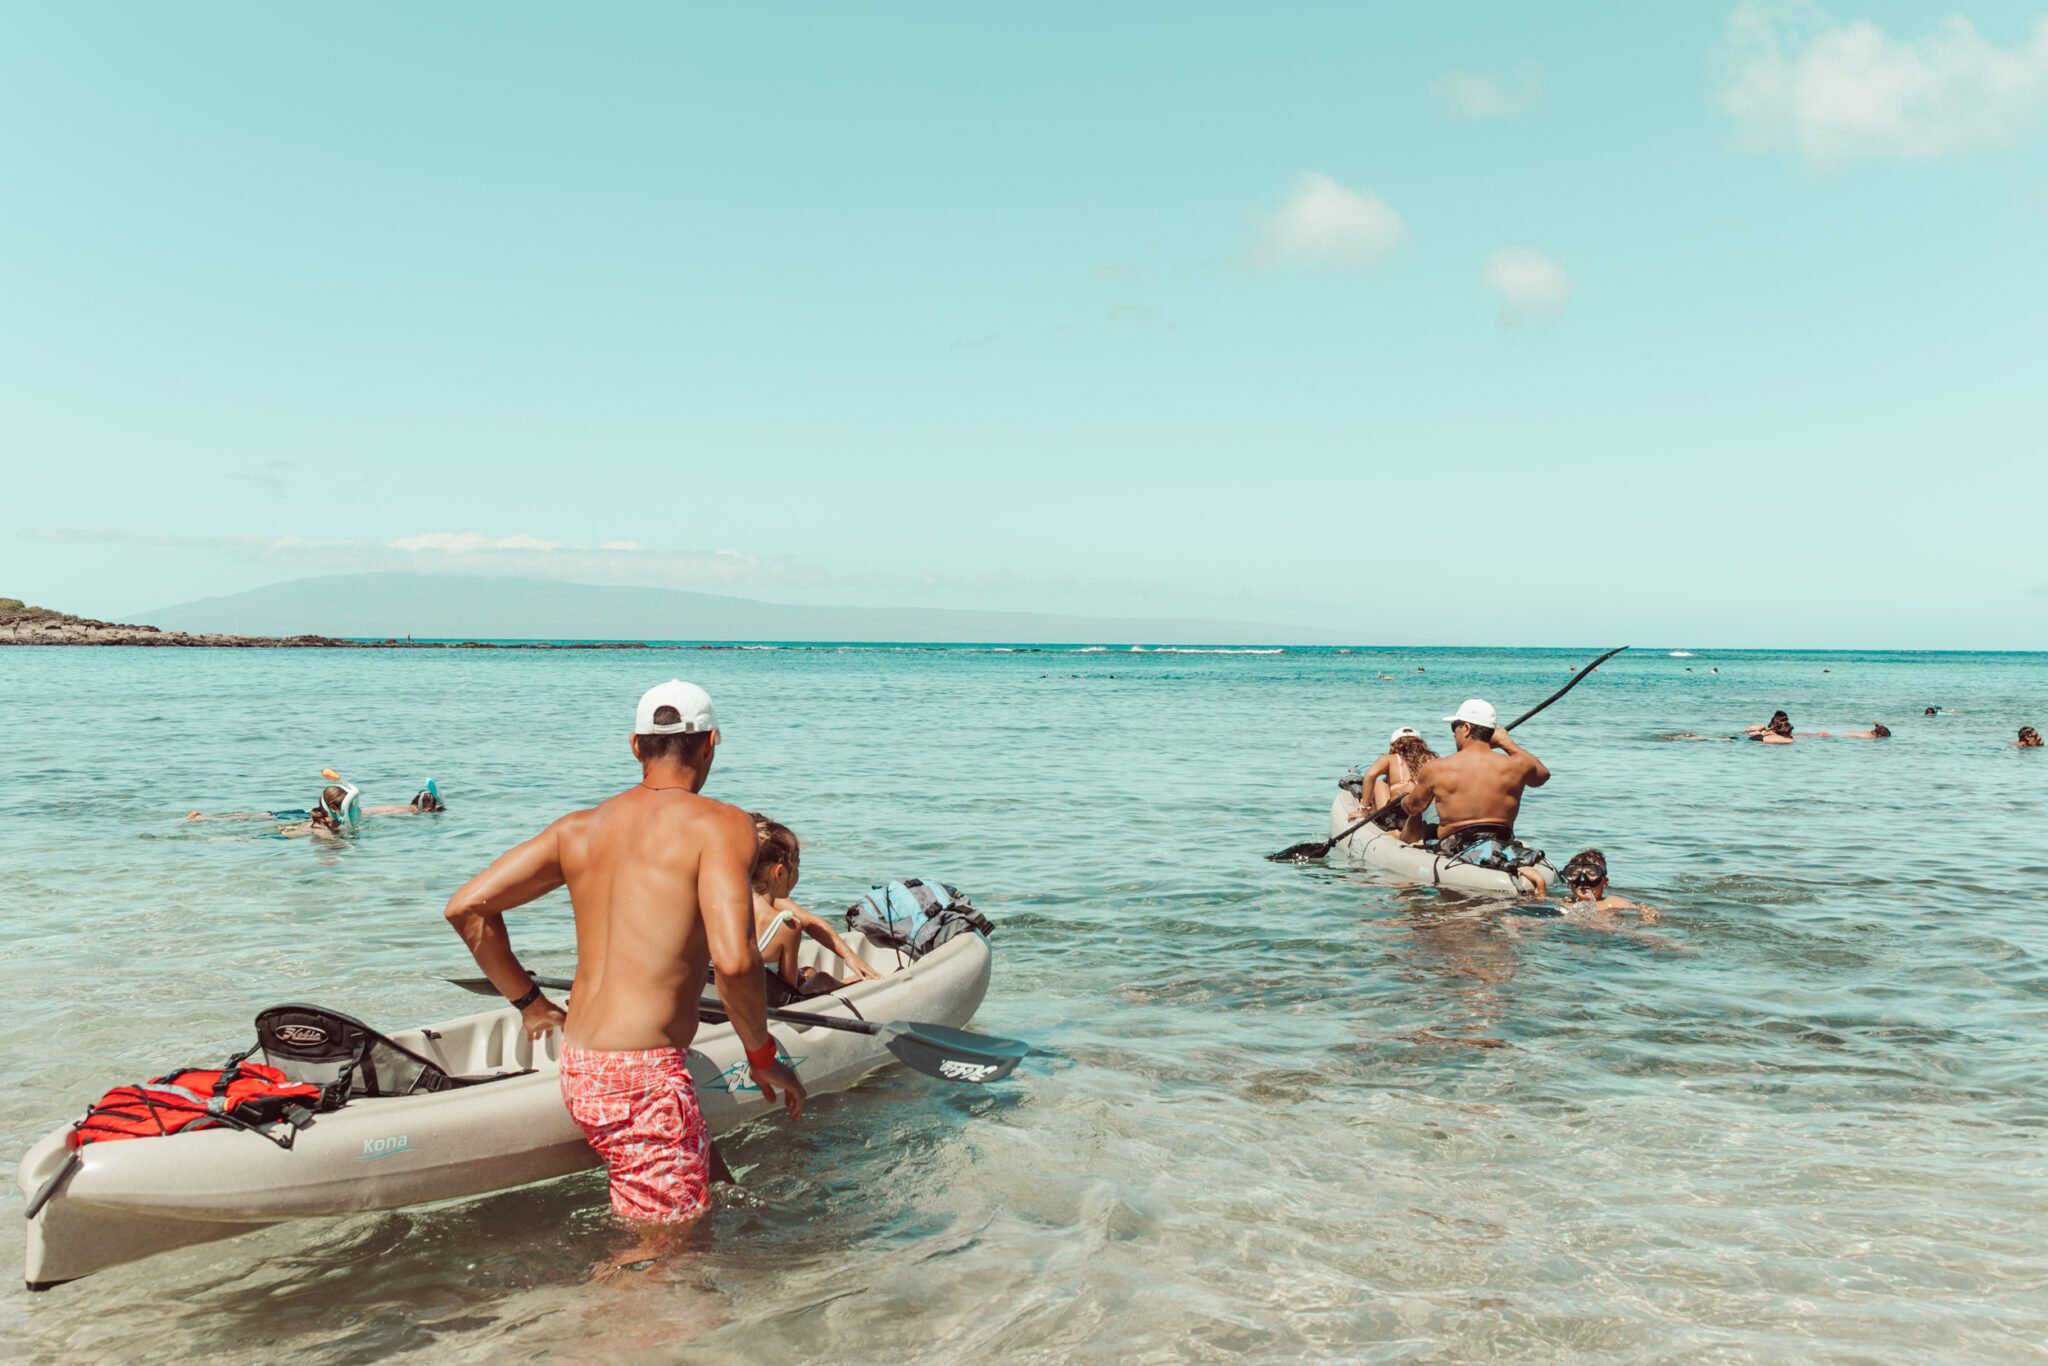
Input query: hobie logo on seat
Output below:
<box><xmin>275</xmin><ymin>1024</ymin><xmax>329</xmax><ymax>1045</ymax></box>
<box><xmin>360</xmin><ymin>1135</ymin><xmax>411</xmax><ymax>1161</ymax></box>
<box><xmin>939</xmin><ymin>1060</ymin><xmax>998</xmax><ymax>1082</ymax></box>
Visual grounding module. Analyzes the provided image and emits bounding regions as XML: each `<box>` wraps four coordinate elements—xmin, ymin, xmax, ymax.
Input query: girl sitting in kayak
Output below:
<box><xmin>1355</xmin><ymin>727</ymin><xmax>1437</xmax><ymax>845</ymax></box>
<box><xmin>749</xmin><ymin>815</ymin><xmax>882</xmax><ymax>1003</ymax></box>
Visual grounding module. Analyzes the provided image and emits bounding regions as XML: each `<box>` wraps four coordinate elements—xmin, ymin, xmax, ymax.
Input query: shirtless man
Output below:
<box><xmin>1402</xmin><ymin>699</ymin><xmax>1552</xmax><ymax>894</ymax></box>
<box><xmin>443</xmin><ymin>680</ymin><xmax>805</xmax><ymax>1236</ymax></box>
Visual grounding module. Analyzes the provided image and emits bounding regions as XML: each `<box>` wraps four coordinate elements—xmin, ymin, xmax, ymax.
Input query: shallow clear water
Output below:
<box><xmin>3</xmin><ymin>644</ymin><xmax>2046</xmax><ymax>1363</ymax></box>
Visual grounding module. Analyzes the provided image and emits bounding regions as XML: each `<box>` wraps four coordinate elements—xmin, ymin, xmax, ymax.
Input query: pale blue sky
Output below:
<box><xmin>4</xmin><ymin>3</ymin><xmax>2045</xmax><ymax>646</ymax></box>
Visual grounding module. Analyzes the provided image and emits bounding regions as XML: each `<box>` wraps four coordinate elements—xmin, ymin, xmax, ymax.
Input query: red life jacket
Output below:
<box><xmin>69</xmin><ymin>1055</ymin><xmax>326</xmax><ymax>1151</ymax></box>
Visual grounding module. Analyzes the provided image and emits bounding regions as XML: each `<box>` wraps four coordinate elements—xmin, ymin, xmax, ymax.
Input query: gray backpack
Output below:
<box><xmin>846</xmin><ymin>878</ymin><xmax>993</xmax><ymax>960</ymax></box>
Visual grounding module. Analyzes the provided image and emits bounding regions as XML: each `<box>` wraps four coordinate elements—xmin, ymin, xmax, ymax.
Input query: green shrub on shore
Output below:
<box><xmin>0</xmin><ymin>597</ymin><xmax>84</xmax><ymax>625</ymax></box>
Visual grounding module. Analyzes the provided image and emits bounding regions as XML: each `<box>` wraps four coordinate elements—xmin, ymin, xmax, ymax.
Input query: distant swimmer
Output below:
<box><xmin>2018</xmin><ymin>726</ymin><xmax>2043</xmax><ymax>749</ymax></box>
<box><xmin>1558</xmin><ymin>850</ymin><xmax>1659</xmax><ymax>924</ymax></box>
<box><xmin>1746</xmin><ymin>712</ymin><xmax>1795</xmax><ymax>744</ymax></box>
<box><xmin>1354</xmin><ymin>726</ymin><xmax>1437</xmax><ymax>846</ymax></box>
<box><xmin>1830</xmin><ymin>723</ymin><xmax>1892</xmax><ymax>740</ymax></box>
<box><xmin>1402</xmin><ymin>699</ymin><xmax>1552</xmax><ymax>894</ymax></box>
<box><xmin>187</xmin><ymin>777</ymin><xmax>445</xmax><ymax>831</ymax></box>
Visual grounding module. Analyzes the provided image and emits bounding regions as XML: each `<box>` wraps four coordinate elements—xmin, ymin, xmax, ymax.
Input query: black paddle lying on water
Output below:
<box><xmin>1266</xmin><ymin>644</ymin><xmax>1630</xmax><ymax>863</ymax></box>
<box><xmin>443</xmin><ymin>974</ymin><xmax>1029</xmax><ymax>1084</ymax></box>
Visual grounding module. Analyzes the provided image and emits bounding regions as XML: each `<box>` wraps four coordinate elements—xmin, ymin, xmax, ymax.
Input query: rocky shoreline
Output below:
<box><xmin>0</xmin><ymin>597</ymin><xmax>658</xmax><ymax>649</ymax></box>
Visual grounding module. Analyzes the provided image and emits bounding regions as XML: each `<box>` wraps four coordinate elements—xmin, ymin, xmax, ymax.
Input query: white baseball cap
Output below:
<box><xmin>634</xmin><ymin>680</ymin><xmax>718</xmax><ymax>735</ymax></box>
<box><xmin>1445</xmin><ymin>699</ymin><xmax>1498</xmax><ymax>729</ymax></box>
<box><xmin>1390</xmin><ymin>726</ymin><xmax>1422</xmax><ymax>745</ymax></box>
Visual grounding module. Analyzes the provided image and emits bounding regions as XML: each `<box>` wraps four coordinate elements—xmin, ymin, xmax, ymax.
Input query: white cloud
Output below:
<box><xmin>1249</xmin><ymin>173</ymin><xmax>1408</xmax><ymax>271</ymax></box>
<box><xmin>1431</xmin><ymin>64</ymin><xmax>1544</xmax><ymax>117</ymax></box>
<box><xmin>389</xmin><ymin>532</ymin><xmax>563</xmax><ymax>554</ymax></box>
<box><xmin>1481</xmin><ymin>248</ymin><xmax>1571</xmax><ymax>322</ymax></box>
<box><xmin>22</xmin><ymin>527</ymin><xmax>816</xmax><ymax>592</ymax></box>
<box><xmin>1721</xmin><ymin>3</ymin><xmax>2048</xmax><ymax>164</ymax></box>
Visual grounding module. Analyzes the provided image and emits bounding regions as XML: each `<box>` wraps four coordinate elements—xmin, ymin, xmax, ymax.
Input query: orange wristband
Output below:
<box><xmin>745</xmin><ymin>1037</ymin><xmax>778</xmax><ymax>1072</ymax></box>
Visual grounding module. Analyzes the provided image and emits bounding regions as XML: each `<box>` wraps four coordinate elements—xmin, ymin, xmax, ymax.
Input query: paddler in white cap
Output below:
<box><xmin>1353</xmin><ymin>725</ymin><xmax>1439</xmax><ymax>845</ymax></box>
<box><xmin>1398</xmin><ymin>699</ymin><xmax>1555</xmax><ymax>893</ymax></box>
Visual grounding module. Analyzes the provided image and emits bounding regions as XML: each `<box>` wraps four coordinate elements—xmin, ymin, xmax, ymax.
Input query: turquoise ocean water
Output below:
<box><xmin>3</xmin><ymin>644</ymin><xmax>2046</xmax><ymax>1362</ymax></box>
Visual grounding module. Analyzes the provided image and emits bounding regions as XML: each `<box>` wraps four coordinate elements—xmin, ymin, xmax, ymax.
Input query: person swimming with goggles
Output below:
<box><xmin>1557</xmin><ymin>850</ymin><xmax>1660</xmax><ymax>924</ymax></box>
<box><xmin>187</xmin><ymin>776</ymin><xmax>445</xmax><ymax>833</ymax></box>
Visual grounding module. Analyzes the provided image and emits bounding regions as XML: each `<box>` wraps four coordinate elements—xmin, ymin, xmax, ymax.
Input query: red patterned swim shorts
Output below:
<box><xmin>558</xmin><ymin>1044</ymin><xmax>711</xmax><ymax>1224</ymax></box>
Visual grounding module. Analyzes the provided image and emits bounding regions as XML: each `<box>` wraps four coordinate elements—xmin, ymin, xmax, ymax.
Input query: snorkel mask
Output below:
<box><xmin>318</xmin><ymin>781</ymin><xmax>362</xmax><ymax>830</ymax></box>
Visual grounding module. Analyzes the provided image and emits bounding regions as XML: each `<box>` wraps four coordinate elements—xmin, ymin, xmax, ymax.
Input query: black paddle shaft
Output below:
<box><xmin>441</xmin><ymin>972</ymin><xmax>1029</xmax><ymax>1083</ymax></box>
<box><xmin>1267</xmin><ymin>645</ymin><xmax>1629</xmax><ymax>862</ymax></box>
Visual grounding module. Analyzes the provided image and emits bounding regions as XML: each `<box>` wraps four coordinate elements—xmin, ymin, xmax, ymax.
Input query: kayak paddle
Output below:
<box><xmin>1266</xmin><ymin>644</ymin><xmax>1630</xmax><ymax>863</ymax></box>
<box><xmin>442</xmin><ymin>974</ymin><xmax>1029</xmax><ymax>1084</ymax></box>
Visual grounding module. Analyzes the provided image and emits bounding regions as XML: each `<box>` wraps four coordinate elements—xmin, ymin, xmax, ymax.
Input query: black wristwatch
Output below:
<box><xmin>509</xmin><ymin>983</ymin><xmax>543</xmax><ymax>1011</ymax></box>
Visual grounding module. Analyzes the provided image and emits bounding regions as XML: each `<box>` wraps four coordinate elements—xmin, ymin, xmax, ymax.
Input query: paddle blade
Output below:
<box><xmin>1267</xmin><ymin>838</ymin><xmax>1334</xmax><ymax>863</ymax></box>
<box><xmin>877</xmin><ymin>1021</ymin><xmax>1028</xmax><ymax>1084</ymax></box>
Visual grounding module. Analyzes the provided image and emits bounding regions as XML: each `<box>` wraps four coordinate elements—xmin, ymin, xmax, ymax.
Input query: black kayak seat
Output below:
<box><xmin>255</xmin><ymin>1004</ymin><xmax>522</xmax><ymax>1100</ymax></box>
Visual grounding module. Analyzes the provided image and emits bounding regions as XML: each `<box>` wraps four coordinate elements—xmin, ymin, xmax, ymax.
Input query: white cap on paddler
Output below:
<box><xmin>635</xmin><ymin>680</ymin><xmax>718</xmax><ymax>734</ymax></box>
<box><xmin>1390</xmin><ymin>726</ymin><xmax>1422</xmax><ymax>746</ymax></box>
<box><xmin>1445</xmin><ymin>699</ymin><xmax>1498</xmax><ymax>729</ymax></box>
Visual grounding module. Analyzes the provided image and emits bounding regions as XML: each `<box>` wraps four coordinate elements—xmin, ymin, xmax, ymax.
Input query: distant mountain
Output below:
<box><xmin>144</xmin><ymin>573</ymin><xmax>1343</xmax><ymax>645</ymax></box>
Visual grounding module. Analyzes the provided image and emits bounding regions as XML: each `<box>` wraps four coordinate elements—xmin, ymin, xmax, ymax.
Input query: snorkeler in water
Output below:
<box><xmin>1556</xmin><ymin>849</ymin><xmax>1659</xmax><ymax>924</ymax></box>
<box><xmin>187</xmin><ymin>777</ymin><xmax>445</xmax><ymax>831</ymax></box>
<box><xmin>1745</xmin><ymin>711</ymin><xmax>1795</xmax><ymax>744</ymax></box>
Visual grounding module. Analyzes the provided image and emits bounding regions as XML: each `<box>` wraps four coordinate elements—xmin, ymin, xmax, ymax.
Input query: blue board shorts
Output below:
<box><xmin>1441</xmin><ymin>826</ymin><xmax>1549</xmax><ymax>873</ymax></box>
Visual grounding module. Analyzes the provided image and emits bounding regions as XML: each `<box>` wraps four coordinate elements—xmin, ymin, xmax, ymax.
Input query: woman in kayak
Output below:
<box><xmin>1355</xmin><ymin>726</ymin><xmax>1437</xmax><ymax>844</ymax></box>
<box><xmin>749</xmin><ymin>816</ymin><xmax>882</xmax><ymax>1002</ymax></box>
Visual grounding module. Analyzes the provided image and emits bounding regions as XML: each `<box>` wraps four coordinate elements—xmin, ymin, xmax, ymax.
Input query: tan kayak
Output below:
<box><xmin>1327</xmin><ymin>793</ymin><xmax>1553</xmax><ymax>895</ymax></box>
<box><xmin>18</xmin><ymin>930</ymin><xmax>993</xmax><ymax>1290</ymax></box>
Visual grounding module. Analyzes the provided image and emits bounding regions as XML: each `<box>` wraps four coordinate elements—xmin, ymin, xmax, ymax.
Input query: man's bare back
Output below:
<box><xmin>1404</xmin><ymin>720</ymin><xmax>1549</xmax><ymax>839</ymax></box>
<box><xmin>550</xmin><ymin>787</ymin><xmax>757</xmax><ymax>1052</ymax></box>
